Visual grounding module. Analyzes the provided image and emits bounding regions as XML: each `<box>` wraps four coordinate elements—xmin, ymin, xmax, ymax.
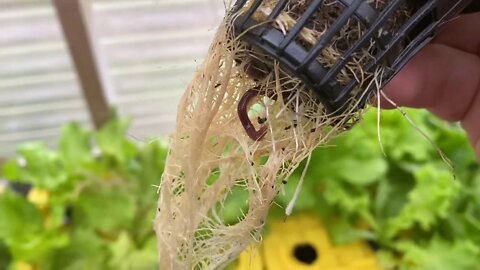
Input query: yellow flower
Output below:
<box><xmin>27</xmin><ymin>188</ymin><xmax>50</xmax><ymax>209</ymax></box>
<box><xmin>236</xmin><ymin>245</ymin><xmax>263</xmax><ymax>270</ymax></box>
<box><xmin>236</xmin><ymin>214</ymin><xmax>382</xmax><ymax>270</ymax></box>
<box><xmin>13</xmin><ymin>261</ymin><xmax>34</xmax><ymax>270</ymax></box>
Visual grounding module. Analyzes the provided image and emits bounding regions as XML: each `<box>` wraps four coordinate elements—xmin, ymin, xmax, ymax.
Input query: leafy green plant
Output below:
<box><xmin>0</xmin><ymin>117</ymin><xmax>167</xmax><ymax>270</ymax></box>
<box><xmin>274</xmin><ymin>108</ymin><xmax>480</xmax><ymax>269</ymax></box>
<box><xmin>1</xmin><ymin>108</ymin><xmax>480</xmax><ymax>270</ymax></box>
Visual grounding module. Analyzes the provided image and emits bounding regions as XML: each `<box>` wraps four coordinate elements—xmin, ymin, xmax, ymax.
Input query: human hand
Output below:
<box><xmin>382</xmin><ymin>12</ymin><xmax>480</xmax><ymax>158</ymax></box>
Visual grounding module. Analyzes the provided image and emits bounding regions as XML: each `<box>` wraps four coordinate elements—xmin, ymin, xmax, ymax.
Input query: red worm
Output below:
<box><xmin>237</xmin><ymin>88</ymin><xmax>268</xmax><ymax>141</ymax></box>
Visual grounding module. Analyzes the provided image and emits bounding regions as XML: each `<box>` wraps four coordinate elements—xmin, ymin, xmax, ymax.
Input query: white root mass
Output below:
<box><xmin>154</xmin><ymin>1</ymin><xmax>412</xmax><ymax>269</ymax></box>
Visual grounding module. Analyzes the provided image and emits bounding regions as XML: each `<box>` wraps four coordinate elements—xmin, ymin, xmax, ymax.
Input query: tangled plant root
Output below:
<box><xmin>155</xmin><ymin>1</ymin><xmax>412</xmax><ymax>269</ymax></box>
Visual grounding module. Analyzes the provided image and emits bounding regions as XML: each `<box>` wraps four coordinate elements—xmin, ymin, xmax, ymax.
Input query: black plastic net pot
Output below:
<box><xmin>231</xmin><ymin>0</ymin><xmax>474</xmax><ymax>113</ymax></box>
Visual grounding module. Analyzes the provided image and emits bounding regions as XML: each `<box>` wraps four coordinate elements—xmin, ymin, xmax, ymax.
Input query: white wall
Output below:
<box><xmin>0</xmin><ymin>0</ymin><xmax>225</xmax><ymax>155</ymax></box>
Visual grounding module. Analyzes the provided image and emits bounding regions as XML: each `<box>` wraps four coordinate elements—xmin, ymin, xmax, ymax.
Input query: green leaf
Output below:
<box><xmin>0</xmin><ymin>241</ymin><xmax>12</xmax><ymax>269</ymax></box>
<box><xmin>3</xmin><ymin>143</ymin><xmax>68</xmax><ymax>189</ymax></box>
<box><xmin>306</xmin><ymin>112</ymin><xmax>388</xmax><ymax>186</ymax></box>
<box><xmin>95</xmin><ymin>117</ymin><xmax>138</xmax><ymax>164</ymax></box>
<box><xmin>129</xmin><ymin>140</ymin><xmax>167</xmax><ymax>209</ymax></box>
<box><xmin>325</xmin><ymin>217</ymin><xmax>375</xmax><ymax>245</ymax></box>
<box><xmin>385</xmin><ymin>165</ymin><xmax>460</xmax><ymax>238</ymax></box>
<box><xmin>323</xmin><ymin>180</ymin><xmax>370</xmax><ymax>216</ymax></box>
<box><xmin>58</xmin><ymin>122</ymin><xmax>94</xmax><ymax>175</ymax></box>
<box><xmin>374</xmin><ymin>165</ymin><xmax>415</xmax><ymax>223</ymax></box>
<box><xmin>126</xmin><ymin>141</ymin><xmax>167</xmax><ymax>244</ymax></box>
<box><xmin>0</xmin><ymin>191</ymin><xmax>68</xmax><ymax>261</ymax></box>
<box><xmin>335</xmin><ymin>157</ymin><xmax>387</xmax><ymax>186</ymax></box>
<box><xmin>373</xmin><ymin>109</ymin><xmax>433</xmax><ymax>162</ymax></box>
<box><xmin>124</xmin><ymin>241</ymin><xmax>158</xmax><ymax>270</ymax></box>
<box><xmin>74</xmin><ymin>186</ymin><xmax>137</xmax><ymax>234</ymax></box>
<box><xmin>2</xmin><ymin>159</ymin><xmax>21</xmax><ymax>181</ymax></box>
<box><xmin>276</xmin><ymin>173</ymin><xmax>317</xmax><ymax>212</ymax></box>
<box><xmin>107</xmin><ymin>232</ymin><xmax>157</xmax><ymax>270</ymax></box>
<box><xmin>426</xmin><ymin>117</ymin><xmax>475</xmax><ymax>170</ymax></box>
<box><xmin>0</xmin><ymin>191</ymin><xmax>43</xmax><ymax>241</ymax></box>
<box><xmin>46</xmin><ymin>203</ymin><xmax>69</xmax><ymax>231</ymax></box>
<box><xmin>47</xmin><ymin>229</ymin><xmax>107</xmax><ymax>270</ymax></box>
<box><xmin>134</xmin><ymin>140</ymin><xmax>167</xmax><ymax>186</ymax></box>
<box><xmin>397</xmin><ymin>237</ymin><xmax>480</xmax><ymax>270</ymax></box>
<box><xmin>9</xmin><ymin>232</ymin><xmax>69</xmax><ymax>263</ymax></box>
<box><xmin>222</xmin><ymin>185</ymin><xmax>250</xmax><ymax>225</ymax></box>
<box><xmin>108</xmin><ymin>232</ymin><xmax>133</xmax><ymax>265</ymax></box>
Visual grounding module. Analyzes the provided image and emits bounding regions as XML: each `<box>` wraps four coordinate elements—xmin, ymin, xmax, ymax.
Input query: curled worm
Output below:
<box><xmin>237</xmin><ymin>88</ymin><xmax>268</xmax><ymax>141</ymax></box>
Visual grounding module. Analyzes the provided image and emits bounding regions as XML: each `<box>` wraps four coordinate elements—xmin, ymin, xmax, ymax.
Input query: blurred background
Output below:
<box><xmin>0</xmin><ymin>0</ymin><xmax>224</xmax><ymax>156</ymax></box>
<box><xmin>0</xmin><ymin>1</ymin><xmax>228</xmax><ymax>269</ymax></box>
